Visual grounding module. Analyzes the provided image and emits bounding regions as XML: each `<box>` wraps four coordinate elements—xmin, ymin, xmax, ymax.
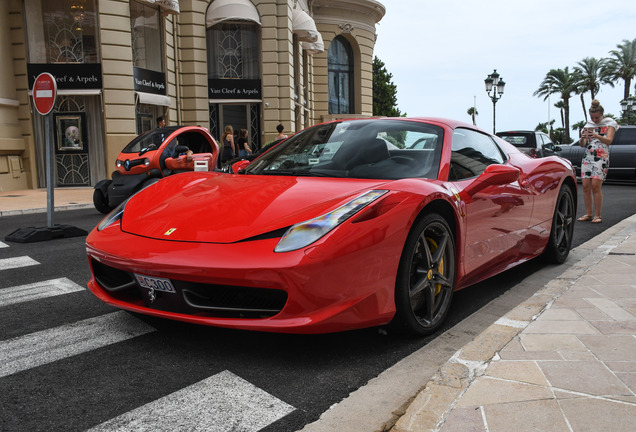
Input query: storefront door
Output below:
<box><xmin>53</xmin><ymin>111</ymin><xmax>90</xmax><ymax>186</ymax></box>
<box><xmin>210</xmin><ymin>103</ymin><xmax>261</xmax><ymax>151</ymax></box>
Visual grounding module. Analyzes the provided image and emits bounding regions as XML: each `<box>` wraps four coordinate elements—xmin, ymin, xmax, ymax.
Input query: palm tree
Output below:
<box><xmin>535</xmin><ymin>121</ymin><xmax>550</xmax><ymax>133</ymax></box>
<box><xmin>573</xmin><ymin>57</ymin><xmax>613</xmax><ymax>121</ymax></box>
<box><xmin>606</xmin><ymin>38</ymin><xmax>636</xmax><ymax>100</ymax></box>
<box><xmin>554</xmin><ymin>100</ymin><xmax>565</xmax><ymax>128</ymax></box>
<box><xmin>534</xmin><ymin>67</ymin><xmax>578</xmax><ymax>143</ymax></box>
<box><xmin>467</xmin><ymin>107</ymin><xmax>478</xmax><ymax>125</ymax></box>
<box><xmin>571</xmin><ymin>120</ymin><xmax>586</xmax><ymax>138</ymax></box>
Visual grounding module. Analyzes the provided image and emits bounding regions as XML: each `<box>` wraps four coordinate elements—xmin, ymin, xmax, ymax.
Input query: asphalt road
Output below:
<box><xmin>1</xmin><ymin>183</ymin><xmax>635</xmax><ymax>431</ymax></box>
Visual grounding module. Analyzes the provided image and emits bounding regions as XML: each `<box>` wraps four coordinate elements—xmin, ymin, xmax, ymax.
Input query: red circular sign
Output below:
<box><xmin>33</xmin><ymin>73</ymin><xmax>57</xmax><ymax>115</ymax></box>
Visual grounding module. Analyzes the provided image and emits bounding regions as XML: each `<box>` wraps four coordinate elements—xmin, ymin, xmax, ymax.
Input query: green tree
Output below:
<box><xmin>372</xmin><ymin>56</ymin><xmax>403</xmax><ymax>117</ymax></box>
<box><xmin>467</xmin><ymin>107</ymin><xmax>478</xmax><ymax>125</ymax></box>
<box><xmin>606</xmin><ymin>38</ymin><xmax>636</xmax><ymax>100</ymax></box>
<box><xmin>571</xmin><ymin>120</ymin><xmax>586</xmax><ymax>138</ymax></box>
<box><xmin>535</xmin><ymin>121</ymin><xmax>550</xmax><ymax>133</ymax></box>
<box><xmin>573</xmin><ymin>57</ymin><xmax>613</xmax><ymax>121</ymax></box>
<box><xmin>551</xmin><ymin>128</ymin><xmax>567</xmax><ymax>145</ymax></box>
<box><xmin>535</xmin><ymin>120</ymin><xmax>556</xmax><ymax>141</ymax></box>
<box><xmin>533</xmin><ymin>67</ymin><xmax>578</xmax><ymax>143</ymax></box>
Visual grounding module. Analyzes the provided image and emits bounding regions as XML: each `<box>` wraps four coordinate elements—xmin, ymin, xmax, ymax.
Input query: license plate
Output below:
<box><xmin>134</xmin><ymin>273</ymin><xmax>176</xmax><ymax>294</ymax></box>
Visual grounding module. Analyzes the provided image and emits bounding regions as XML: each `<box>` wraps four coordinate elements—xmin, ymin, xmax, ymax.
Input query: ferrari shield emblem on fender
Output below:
<box><xmin>164</xmin><ymin>228</ymin><xmax>177</xmax><ymax>236</ymax></box>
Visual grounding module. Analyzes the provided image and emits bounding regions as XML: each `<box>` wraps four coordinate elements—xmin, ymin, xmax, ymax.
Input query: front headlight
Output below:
<box><xmin>274</xmin><ymin>190</ymin><xmax>388</xmax><ymax>253</ymax></box>
<box><xmin>97</xmin><ymin>199</ymin><xmax>128</xmax><ymax>231</ymax></box>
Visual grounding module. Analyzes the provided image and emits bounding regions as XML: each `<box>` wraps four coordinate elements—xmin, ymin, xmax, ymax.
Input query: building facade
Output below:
<box><xmin>0</xmin><ymin>0</ymin><xmax>385</xmax><ymax>192</ymax></box>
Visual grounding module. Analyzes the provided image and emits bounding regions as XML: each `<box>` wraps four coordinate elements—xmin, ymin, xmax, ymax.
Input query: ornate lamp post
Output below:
<box><xmin>621</xmin><ymin>95</ymin><xmax>635</xmax><ymax>125</ymax></box>
<box><xmin>484</xmin><ymin>69</ymin><xmax>505</xmax><ymax>133</ymax></box>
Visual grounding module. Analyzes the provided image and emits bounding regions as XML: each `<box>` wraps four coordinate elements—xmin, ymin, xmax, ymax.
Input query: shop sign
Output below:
<box><xmin>208</xmin><ymin>79</ymin><xmax>261</xmax><ymax>100</ymax></box>
<box><xmin>28</xmin><ymin>64</ymin><xmax>102</xmax><ymax>90</ymax></box>
<box><xmin>133</xmin><ymin>67</ymin><xmax>167</xmax><ymax>95</ymax></box>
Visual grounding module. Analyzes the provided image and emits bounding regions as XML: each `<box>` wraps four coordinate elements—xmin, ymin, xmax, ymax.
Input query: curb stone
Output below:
<box><xmin>390</xmin><ymin>214</ymin><xmax>636</xmax><ymax>432</ymax></box>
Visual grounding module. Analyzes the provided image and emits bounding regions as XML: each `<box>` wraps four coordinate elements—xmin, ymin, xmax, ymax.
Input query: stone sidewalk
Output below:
<box><xmin>0</xmin><ymin>187</ymin><xmax>93</xmax><ymax>217</ymax></box>
<box><xmin>391</xmin><ymin>216</ymin><xmax>636</xmax><ymax>432</ymax></box>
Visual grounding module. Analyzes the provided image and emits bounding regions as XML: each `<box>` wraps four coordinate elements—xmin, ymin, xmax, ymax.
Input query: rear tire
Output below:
<box><xmin>392</xmin><ymin>213</ymin><xmax>456</xmax><ymax>336</ymax></box>
<box><xmin>542</xmin><ymin>184</ymin><xmax>575</xmax><ymax>263</ymax></box>
<box><xmin>93</xmin><ymin>186</ymin><xmax>112</xmax><ymax>214</ymax></box>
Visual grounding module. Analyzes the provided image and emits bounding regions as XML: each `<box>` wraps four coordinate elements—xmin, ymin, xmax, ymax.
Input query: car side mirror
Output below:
<box><xmin>463</xmin><ymin>164</ymin><xmax>520</xmax><ymax>196</ymax></box>
<box><xmin>554</xmin><ymin>145</ymin><xmax>562</xmax><ymax>151</ymax></box>
<box><xmin>231</xmin><ymin>159</ymin><xmax>250</xmax><ymax>173</ymax></box>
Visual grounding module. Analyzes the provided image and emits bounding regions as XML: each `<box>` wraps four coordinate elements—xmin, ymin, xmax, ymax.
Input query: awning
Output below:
<box><xmin>136</xmin><ymin>92</ymin><xmax>171</xmax><ymax>106</ymax></box>
<box><xmin>206</xmin><ymin>0</ymin><xmax>261</xmax><ymax>28</ymax></box>
<box><xmin>292</xmin><ymin>9</ymin><xmax>319</xmax><ymax>43</ymax></box>
<box><xmin>139</xmin><ymin>0</ymin><xmax>180</xmax><ymax>15</ymax></box>
<box><xmin>302</xmin><ymin>32</ymin><xmax>324</xmax><ymax>54</ymax></box>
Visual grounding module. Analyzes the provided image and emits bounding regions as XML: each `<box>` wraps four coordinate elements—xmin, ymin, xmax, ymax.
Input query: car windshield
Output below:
<box><xmin>121</xmin><ymin>127</ymin><xmax>179</xmax><ymax>154</ymax></box>
<box><xmin>245</xmin><ymin>119</ymin><xmax>444</xmax><ymax>180</ymax></box>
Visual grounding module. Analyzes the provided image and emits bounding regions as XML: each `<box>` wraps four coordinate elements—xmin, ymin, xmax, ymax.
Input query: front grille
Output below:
<box><xmin>180</xmin><ymin>282</ymin><xmax>287</xmax><ymax>316</ymax></box>
<box><xmin>90</xmin><ymin>258</ymin><xmax>287</xmax><ymax>318</ymax></box>
<box><xmin>91</xmin><ymin>259</ymin><xmax>136</xmax><ymax>292</ymax></box>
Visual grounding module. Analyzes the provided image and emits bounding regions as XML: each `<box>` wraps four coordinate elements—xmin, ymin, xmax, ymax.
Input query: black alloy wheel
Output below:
<box><xmin>393</xmin><ymin>213</ymin><xmax>456</xmax><ymax>336</ymax></box>
<box><xmin>542</xmin><ymin>184</ymin><xmax>575</xmax><ymax>264</ymax></box>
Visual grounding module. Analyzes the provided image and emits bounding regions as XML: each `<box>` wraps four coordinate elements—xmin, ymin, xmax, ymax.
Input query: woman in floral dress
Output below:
<box><xmin>578</xmin><ymin>99</ymin><xmax>618</xmax><ymax>223</ymax></box>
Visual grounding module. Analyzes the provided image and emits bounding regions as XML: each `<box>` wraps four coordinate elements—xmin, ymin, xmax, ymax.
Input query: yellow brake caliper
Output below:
<box><xmin>426</xmin><ymin>237</ymin><xmax>444</xmax><ymax>296</ymax></box>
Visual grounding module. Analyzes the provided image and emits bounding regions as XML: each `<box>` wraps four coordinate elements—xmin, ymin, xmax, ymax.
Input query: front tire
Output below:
<box><xmin>392</xmin><ymin>213</ymin><xmax>456</xmax><ymax>336</ymax></box>
<box><xmin>542</xmin><ymin>184</ymin><xmax>575</xmax><ymax>263</ymax></box>
<box><xmin>93</xmin><ymin>186</ymin><xmax>112</xmax><ymax>214</ymax></box>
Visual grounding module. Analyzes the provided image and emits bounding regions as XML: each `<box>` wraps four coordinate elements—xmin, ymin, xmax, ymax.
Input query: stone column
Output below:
<box><xmin>0</xmin><ymin>0</ymin><xmax>28</xmax><ymax>191</ymax></box>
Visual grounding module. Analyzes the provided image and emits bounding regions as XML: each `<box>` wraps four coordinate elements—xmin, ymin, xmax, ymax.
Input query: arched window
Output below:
<box><xmin>205</xmin><ymin>0</ymin><xmax>261</xmax><ymax>80</ymax></box>
<box><xmin>328</xmin><ymin>36</ymin><xmax>353</xmax><ymax>114</ymax></box>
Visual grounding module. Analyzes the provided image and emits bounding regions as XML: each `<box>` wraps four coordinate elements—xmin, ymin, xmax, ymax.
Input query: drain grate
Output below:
<box><xmin>608</xmin><ymin>252</ymin><xmax>636</xmax><ymax>256</ymax></box>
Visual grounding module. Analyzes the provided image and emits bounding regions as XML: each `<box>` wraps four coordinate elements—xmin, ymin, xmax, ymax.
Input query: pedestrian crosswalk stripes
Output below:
<box><xmin>0</xmin><ymin>256</ymin><xmax>39</xmax><ymax>271</ymax></box>
<box><xmin>88</xmin><ymin>370</ymin><xmax>295</xmax><ymax>432</ymax></box>
<box><xmin>0</xmin><ymin>277</ymin><xmax>84</xmax><ymax>307</ymax></box>
<box><xmin>0</xmin><ymin>247</ymin><xmax>295</xmax><ymax>431</ymax></box>
<box><xmin>0</xmin><ymin>311</ymin><xmax>155</xmax><ymax>378</ymax></box>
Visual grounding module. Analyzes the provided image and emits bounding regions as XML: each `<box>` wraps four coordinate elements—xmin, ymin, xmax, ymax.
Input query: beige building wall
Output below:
<box><xmin>259</xmin><ymin>0</ymin><xmax>295</xmax><ymax>140</ymax></box>
<box><xmin>3</xmin><ymin>0</ymin><xmax>32</xmax><ymax>190</ymax></box>
<box><xmin>175</xmin><ymin>0</ymin><xmax>209</xmax><ymax>126</ymax></box>
<box><xmin>0</xmin><ymin>0</ymin><xmax>384</xmax><ymax>192</ymax></box>
<box><xmin>313</xmin><ymin>0</ymin><xmax>383</xmax><ymax>122</ymax></box>
<box><xmin>99</xmin><ymin>0</ymin><xmax>137</xmax><ymax>173</ymax></box>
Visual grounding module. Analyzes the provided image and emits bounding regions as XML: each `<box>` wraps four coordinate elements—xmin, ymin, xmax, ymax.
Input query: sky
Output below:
<box><xmin>373</xmin><ymin>0</ymin><xmax>636</xmax><ymax>134</ymax></box>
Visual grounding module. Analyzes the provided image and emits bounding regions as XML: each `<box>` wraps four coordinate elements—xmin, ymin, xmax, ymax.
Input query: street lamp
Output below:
<box><xmin>621</xmin><ymin>95</ymin><xmax>635</xmax><ymax>124</ymax></box>
<box><xmin>484</xmin><ymin>69</ymin><xmax>505</xmax><ymax>133</ymax></box>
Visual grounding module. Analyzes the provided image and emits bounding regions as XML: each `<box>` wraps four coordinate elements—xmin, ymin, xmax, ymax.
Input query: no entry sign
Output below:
<box><xmin>33</xmin><ymin>73</ymin><xmax>57</xmax><ymax>115</ymax></box>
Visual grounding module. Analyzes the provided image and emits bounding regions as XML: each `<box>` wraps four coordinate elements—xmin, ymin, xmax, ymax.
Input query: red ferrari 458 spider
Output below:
<box><xmin>86</xmin><ymin>117</ymin><xmax>576</xmax><ymax>335</ymax></box>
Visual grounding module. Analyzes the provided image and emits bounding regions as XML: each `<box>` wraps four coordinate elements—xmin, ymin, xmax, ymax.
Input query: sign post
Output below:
<box><xmin>4</xmin><ymin>73</ymin><xmax>87</xmax><ymax>243</ymax></box>
<box><xmin>33</xmin><ymin>72</ymin><xmax>57</xmax><ymax>227</ymax></box>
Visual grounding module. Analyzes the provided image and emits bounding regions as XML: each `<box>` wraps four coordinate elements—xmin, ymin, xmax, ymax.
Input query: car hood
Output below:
<box><xmin>121</xmin><ymin>172</ymin><xmax>390</xmax><ymax>243</ymax></box>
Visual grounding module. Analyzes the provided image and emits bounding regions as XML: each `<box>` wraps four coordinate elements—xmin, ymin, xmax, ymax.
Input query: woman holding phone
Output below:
<box><xmin>577</xmin><ymin>99</ymin><xmax>617</xmax><ymax>223</ymax></box>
